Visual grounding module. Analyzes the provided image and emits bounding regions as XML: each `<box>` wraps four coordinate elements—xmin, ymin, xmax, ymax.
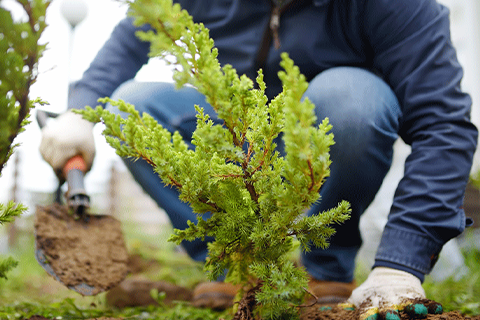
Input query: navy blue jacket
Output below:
<box><xmin>70</xmin><ymin>0</ymin><xmax>478</xmax><ymax>277</ymax></box>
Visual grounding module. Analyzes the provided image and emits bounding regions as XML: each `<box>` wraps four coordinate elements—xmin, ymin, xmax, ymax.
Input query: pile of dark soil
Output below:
<box><xmin>299</xmin><ymin>304</ymin><xmax>480</xmax><ymax>320</ymax></box>
<box><xmin>34</xmin><ymin>203</ymin><xmax>129</xmax><ymax>295</ymax></box>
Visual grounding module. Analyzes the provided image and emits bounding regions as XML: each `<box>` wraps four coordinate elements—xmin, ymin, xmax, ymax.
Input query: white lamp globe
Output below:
<box><xmin>60</xmin><ymin>0</ymin><xmax>88</xmax><ymax>28</ymax></box>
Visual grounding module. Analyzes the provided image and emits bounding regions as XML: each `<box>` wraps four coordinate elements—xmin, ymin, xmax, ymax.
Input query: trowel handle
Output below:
<box><xmin>63</xmin><ymin>155</ymin><xmax>87</xmax><ymax>177</ymax></box>
<box><xmin>63</xmin><ymin>155</ymin><xmax>90</xmax><ymax>215</ymax></box>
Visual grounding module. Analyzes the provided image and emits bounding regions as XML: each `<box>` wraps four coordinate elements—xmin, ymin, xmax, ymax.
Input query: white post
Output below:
<box><xmin>60</xmin><ymin>0</ymin><xmax>88</xmax><ymax>85</ymax></box>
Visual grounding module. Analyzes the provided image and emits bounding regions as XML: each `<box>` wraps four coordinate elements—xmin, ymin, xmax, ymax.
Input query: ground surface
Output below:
<box><xmin>299</xmin><ymin>304</ymin><xmax>480</xmax><ymax>320</ymax></box>
<box><xmin>23</xmin><ymin>306</ymin><xmax>480</xmax><ymax>320</ymax></box>
<box><xmin>2</xmin><ymin>203</ymin><xmax>478</xmax><ymax>320</ymax></box>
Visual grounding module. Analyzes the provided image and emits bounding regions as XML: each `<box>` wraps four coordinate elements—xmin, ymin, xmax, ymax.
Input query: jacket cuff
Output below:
<box><xmin>373</xmin><ymin>226</ymin><xmax>443</xmax><ymax>282</ymax></box>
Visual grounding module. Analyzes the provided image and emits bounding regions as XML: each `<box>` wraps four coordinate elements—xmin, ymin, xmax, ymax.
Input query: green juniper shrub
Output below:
<box><xmin>0</xmin><ymin>0</ymin><xmax>49</xmax><ymax>280</ymax></box>
<box><xmin>76</xmin><ymin>0</ymin><xmax>351</xmax><ymax>318</ymax></box>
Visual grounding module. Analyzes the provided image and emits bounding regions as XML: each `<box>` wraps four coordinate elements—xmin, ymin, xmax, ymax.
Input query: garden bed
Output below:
<box><xmin>299</xmin><ymin>304</ymin><xmax>480</xmax><ymax>320</ymax></box>
<box><xmin>22</xmin><ymin>304</ymin><xmax>480</xmax><ymax>320</ymax></box>
<box><xmin>1</xmin><ymin>210</ymin><xmax>479</xmax><ymax>320</ymax></box>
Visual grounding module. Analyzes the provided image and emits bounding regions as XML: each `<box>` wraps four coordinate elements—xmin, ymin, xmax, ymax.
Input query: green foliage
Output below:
<box><xmin>76</xmin><ymin>0</ymin><xmax>350</xmax><ymax>318</ymax></box>
<box><xmin>0</xmin><ymin>300</ymin><xmax>230</xmax><ymax>320</ymax></box>
<box><xmin>424</xmin><ymin>236</ymin><xmax>480</xmax><ymax>316</ymax></box>
<box><xmin>0</xmin><ymin>0</ymin><xmax>49</xmax><ymax>280</ymax></box>
<box><xmin>470</xmin><ymin>170</ymin><xmax>480</xmax><ymax>189</ymax></box>
<box><xmin>0</xmin><ymin>257</ymin><xmax>18</xmax><ymax>280</ymax></box>
<box><xmin>0</xmin><ymin>201</ymin><xmax>26</xmax><ymax>225</ymax></box>
<box><xmin>0</xmin><ymin>201</ymin><xmax>25</xmax><ymax>279</ymax></box>
<box><xmin>0</xmin><ymin>0</ymin><xmax>49</xmax><ymax>174</ymax></box>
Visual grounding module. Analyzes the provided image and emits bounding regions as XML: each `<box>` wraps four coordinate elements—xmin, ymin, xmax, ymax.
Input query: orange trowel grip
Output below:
<box><xmin>62</xmin><ymin>155</ymin><xmax>90</xmax><ymax>215</ymax></box>
<box><xmin>63</xmin><ymin>155</ymin><xmax>87</xmax><ymax>177</ymax></box>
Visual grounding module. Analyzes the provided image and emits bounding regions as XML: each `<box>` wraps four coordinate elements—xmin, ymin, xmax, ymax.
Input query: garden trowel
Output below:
<box><xmin>62</xmin><ymin>155</ymin><xmax>91</xmax><ymax>217</ymax></box>
<box><xmin>34</xmin><ymin>153</ymin><xmax>128</xmax><ymax>296</ymax></box>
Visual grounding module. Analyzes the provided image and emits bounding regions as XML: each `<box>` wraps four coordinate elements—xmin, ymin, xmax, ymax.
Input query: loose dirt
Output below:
<box><xmin>24</xmin><ymin>307</ymin><xmax>480</xmax><ymax>320</ymax></box>
<box><xmin>34</xmin><ymin>203</ymin><xmax>129</xmax><ymax>295</ymax></box>
<box><xmin>299</xmin><ymin>303</ymin><xmax>480</xmax><ymax>320</ymax></box>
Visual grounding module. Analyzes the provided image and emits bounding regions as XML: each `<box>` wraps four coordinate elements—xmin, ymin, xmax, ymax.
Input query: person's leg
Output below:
<box><xmin>300</xmin><ymin>67</ymin><xmax>402</xmax><ymax>283</ymax></box>
<box><xmin>107</xmin><ymin>80</ymin><xmax>220</xmax><ymax>262</ymax></box>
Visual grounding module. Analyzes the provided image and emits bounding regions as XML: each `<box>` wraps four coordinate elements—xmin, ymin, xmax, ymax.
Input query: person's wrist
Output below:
<box><xmin>373</xmin><ymin>260</ymin><xmax>425</xmax><ymax>282</ymax></box>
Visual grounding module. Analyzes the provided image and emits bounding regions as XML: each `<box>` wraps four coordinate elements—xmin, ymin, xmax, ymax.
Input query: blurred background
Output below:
<box><xmin>0</xmin><ymin>0</ymin><xmax>479</xmax><ymax>282</ymax></box>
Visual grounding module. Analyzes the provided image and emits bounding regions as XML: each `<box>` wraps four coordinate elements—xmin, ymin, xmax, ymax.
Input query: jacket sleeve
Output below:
<box><xmin>362</xmin><ymin>0</ymin><xmax>478</xmax><ymax>275</ymax></box>
<box><xmin>68</xmin><ymin>16</ymin><xmax>151</xmax><ymax>110</ymax></box>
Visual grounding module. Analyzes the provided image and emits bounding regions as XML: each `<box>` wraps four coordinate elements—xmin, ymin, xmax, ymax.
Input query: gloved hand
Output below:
<box><xmin>344</xmin><ymin>267</ymin><xmax>443</xmax><ymax>320</ymax></box>
<box><xmin>39</xmin><ymin>111</ymin><xmax>95</xmax><ymax>177</ymax></box>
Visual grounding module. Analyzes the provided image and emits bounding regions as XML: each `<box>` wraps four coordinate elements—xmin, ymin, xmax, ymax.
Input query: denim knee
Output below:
<box><xmin>107</xmin><ymin>80</ymin><xmax>168</xmax><ymax>117</ymax></box>
<box><xmin>304</xmin><ymin>67</ymin><xmax>403</xmax><ymax>218</ymax></box>
<box><xmin>305</xmin><ymin>67</ymin><xmax>401</xmax><ymax>159</ymax></box>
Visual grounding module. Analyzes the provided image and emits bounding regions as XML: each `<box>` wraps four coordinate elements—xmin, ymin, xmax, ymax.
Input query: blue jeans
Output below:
<box><xmin>108</xmin><ymin>67</ymin><xmax>401</xmax><ymax>282</ymax></box>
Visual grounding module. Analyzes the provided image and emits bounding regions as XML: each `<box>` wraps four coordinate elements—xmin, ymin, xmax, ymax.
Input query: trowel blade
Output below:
<box><xmin>34</xmin><ymin>203</ymin><xmax>128</xmax><ymax>296</ymax></box>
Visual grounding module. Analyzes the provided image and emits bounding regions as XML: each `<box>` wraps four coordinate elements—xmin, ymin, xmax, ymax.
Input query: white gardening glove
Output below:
<box><xmin>40</xmin><ymin>111</ymin><xmax>95</xmax><ymax>177</ymax></box>
<box><xmin>344</xmin><ymin>267</ymin><xmax>443</xmax><ymax>320</ymax></box>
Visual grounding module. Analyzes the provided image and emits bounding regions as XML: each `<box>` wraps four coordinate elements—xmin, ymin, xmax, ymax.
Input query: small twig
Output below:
<box><xmin>198</xmin><ymin>196</ymin><xmax>220</xmax><ymax>211</ymax></box>
<box><xmin>243</xmin><ymin>143</ymin><xmax>254</xmax><ymax>171</ymax></box>
<box><xmin>218</xmin><ymin>237</ymin><xmax>241</xmax><ymax>260</ymax></box>
<box><xmin>214</xmin><ymin>173</ymin><xmax>244</xmax><ymax>179</ymax></box>
<box><xmin>307</xmin><ymin>159</ymin><xmax>315</xmax><ymax>191</ymax></box>
<box><xmin>245</xmin><ymin>181</ymin><xmax>259</xmax><ymax>204</ymax></box>
<box><xmin>296</xmin><ymin>287</ymin><xmax>319</xmax><ymax>309</ymax></box>
<box><xmin>240</xmin><ymin>144</ymin><xmax>260</xmax><ymax>204</ymax></box>
<box><xmin>157</xmin><ymin>18</ymin><xmax>180</xmax><ymax>48</ymax></box>
<box><xmin>249</xmin><ymin>145</ymin><xmax>270</xmax><ymax>176</ymax></box>
<box><xmin>136</xmin><ymin>152</ymin><xmax>183</xmax><ymax>189</ymax></box>
<box><xmin>229</xmin><ymin>122</ymin><xmax>241</xmax><ymax>147</ymax></box>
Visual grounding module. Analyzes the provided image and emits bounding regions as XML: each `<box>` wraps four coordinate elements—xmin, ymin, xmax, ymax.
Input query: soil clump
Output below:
<box><xmin>34</xmin><ymin>203</ymin><xmax>128</xmax><ymax>295</ymax></box>
<box><xmin>299</xmin><ymin>304</ymin><xmax>480</xmax><ymax>320</ymax></box>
